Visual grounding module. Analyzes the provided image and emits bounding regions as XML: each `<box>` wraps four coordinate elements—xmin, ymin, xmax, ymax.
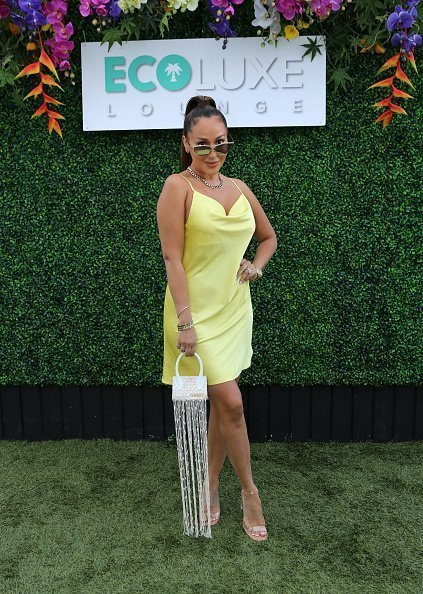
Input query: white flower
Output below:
<box><xmin>186</xmin><ymin>0</ymin><xmax>199</xmax><ymax>11</ymax></box>
<box><xmin>168</xmin><ymin>0</ymin><xmax>198</xmax><ymax>11</ymax></box>
<box><xmin>117</xmin><ymin>0</ymin><xmax>147</xmax><ymax>13</ymax></box>
<box><xmin>252</xmin><ymin>0</ymin><xmax>280</xmax><ymax>35</ymax></box>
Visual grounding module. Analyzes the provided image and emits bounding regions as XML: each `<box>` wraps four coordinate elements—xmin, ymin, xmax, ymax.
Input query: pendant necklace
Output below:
<box><xmin>187</xmin><ymin>166</ymin><xmax>223</xmax><ymax>189</ymax></box>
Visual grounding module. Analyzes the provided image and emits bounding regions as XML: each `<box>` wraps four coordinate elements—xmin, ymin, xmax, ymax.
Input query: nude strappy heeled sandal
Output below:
<box><xmin>202</xmin><ymin>482</ymin><xmax>221</xmax><ymax>526</ymax></box>
<box><xmin>240</xmin><ymin>487</ymin><xmax>268</xmax><ymax>541</ymax></box>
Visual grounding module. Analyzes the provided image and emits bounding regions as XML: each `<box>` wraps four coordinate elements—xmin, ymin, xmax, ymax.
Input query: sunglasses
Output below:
<box><xmin>188</xmin><ymin>141</ymin><xmax>234</xmax><ymax>157</ymax></box>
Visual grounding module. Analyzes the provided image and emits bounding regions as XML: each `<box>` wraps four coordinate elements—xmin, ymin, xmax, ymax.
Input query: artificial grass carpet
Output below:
<box><xmin>0</xmin><ymin>439</ymin><xmax>422</xmax><ymax>594</ymax></box>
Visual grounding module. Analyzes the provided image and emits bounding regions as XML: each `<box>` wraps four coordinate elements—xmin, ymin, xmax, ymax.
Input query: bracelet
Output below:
<box><xmin>177</xmin><ymin>305</ymin><xmax>190</xmax><ymax>317</ymax></box>
<box><xmin>177</xmin><ymin>321</ymin><xmax>194</xmax><ymax>331</ymax></box>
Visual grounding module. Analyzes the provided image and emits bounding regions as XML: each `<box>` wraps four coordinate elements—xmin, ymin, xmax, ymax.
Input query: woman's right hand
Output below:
<box><xmin>177</xmin><ymin>327</ymin><xmax>197</xmax><ymax>357</ymax></box>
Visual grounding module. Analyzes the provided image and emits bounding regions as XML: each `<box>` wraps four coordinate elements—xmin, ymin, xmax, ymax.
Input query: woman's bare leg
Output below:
<box><xmin>207</xmin><ymin>374</ymin><xmax>239</xmax><ymax>484</ymax></box>
<box><xmin>207</xmin><ymin>377</ymin><xmax>267</xmax><ymax>536</ymax></box>
<box><xmin>207</xmin><ymin>377</ymin><xmax>255</xmax><ymax>492</ymax></box>
<box><xmin>205</xmin><ymin>375</ymin><xmax>240</xmax><ymax>514</ymax></box>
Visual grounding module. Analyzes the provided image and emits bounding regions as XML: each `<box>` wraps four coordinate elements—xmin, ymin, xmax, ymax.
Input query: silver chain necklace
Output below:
<box><xmin>187</xmin><ymin>166</ymin><xmax>223</xmax><ymax>189</ymax></box>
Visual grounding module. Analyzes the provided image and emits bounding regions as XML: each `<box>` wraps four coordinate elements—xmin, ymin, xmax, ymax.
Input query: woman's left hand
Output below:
<box><xmin>237</xmin><ymin>258</ymin><xmax>258</xmax><ymax>284</ymax></box>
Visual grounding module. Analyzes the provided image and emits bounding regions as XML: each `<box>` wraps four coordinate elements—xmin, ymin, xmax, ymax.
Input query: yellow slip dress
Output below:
<box><xmin>161</xmin><ymin>173</ymin><xmax>256</xmax><ymax>385</ymax></box>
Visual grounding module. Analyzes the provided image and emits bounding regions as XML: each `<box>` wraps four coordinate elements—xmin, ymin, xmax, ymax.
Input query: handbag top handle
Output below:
<box><xmin>174</xmin><ymin>352</ymin><xmax>206</xmax><ymax>390</ymax></box>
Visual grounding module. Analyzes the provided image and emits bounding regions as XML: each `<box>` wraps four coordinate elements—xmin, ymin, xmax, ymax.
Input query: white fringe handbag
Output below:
<box><xmin>172</xmin><ymin>351</ymin><xmax>212</xmax><ymax>538</ymax></box>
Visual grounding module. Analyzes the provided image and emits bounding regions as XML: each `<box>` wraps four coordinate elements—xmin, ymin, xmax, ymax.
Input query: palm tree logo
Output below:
<box><xmin>164</xmin><ymin>62</ymin><xmax>183</xmax><ymax>83</ymax></box>
<box><xmin>157</xmin><ymin>54</ymin><xmax>191</xmax><ymax>91</ymax></box>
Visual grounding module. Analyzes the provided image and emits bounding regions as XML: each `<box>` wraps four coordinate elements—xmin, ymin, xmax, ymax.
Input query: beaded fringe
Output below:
<box><xmin>173</xmin><ymin>398</ymin><xmax>212</xmax><ymax>538</ymax></box>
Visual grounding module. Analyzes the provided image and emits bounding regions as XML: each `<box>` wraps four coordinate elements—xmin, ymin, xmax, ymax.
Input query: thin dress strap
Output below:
<box><xmin>178</xmin><ymin>173</ymin><xmax>195</xmax><ymax>191</ymax></box>
<box><xmin>228</xmin><ymin>178</ymin><xmax>243</xmax><ymax>194</ymax></box>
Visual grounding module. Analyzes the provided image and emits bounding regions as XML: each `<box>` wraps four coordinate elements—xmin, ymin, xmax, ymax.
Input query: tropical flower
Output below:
<box><xmin>207</xmin><ymin>0</ymin><xmax>238</xmax><ymax>48</ymax></box>
<box><xmin>368</xmin><ymin>0</ymin><xmax>421</xmax><ymax>127</ymax></box>
<box><xmin>252</xmin><ymin>0</ymin><xmax>281</xmax><ymax>36</ymax></box>
<box><xmin>117</xmin><ymin>0</ymin><xmax>147</xmax><ymax>13</ymax></box>
<box><xmin>387</xmin><ymin>5</ymin><xmax>415</xmax><ymax>31</ymax></box>
<box><xmin>168</xmin><ymin>0</ymin><xmax>198</xmax><ymax>11</ymax></box>
<box><xmin>284</xmin><ymin>24</ymin><xmax>299</xmax><ymax>39</ymax></box>
<box><xmin>45</xmin><ymin>0</ymin><xmax>68</xmax><ymax>24</ymax></box>
<box><xmin>274</xmin><ymin>0</ymin><xmax>302</xmax><ymax>21</ymax></box>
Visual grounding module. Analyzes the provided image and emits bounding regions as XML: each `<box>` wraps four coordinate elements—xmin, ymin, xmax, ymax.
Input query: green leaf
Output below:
<box><xmin>159</xmin><ymin>13</ymin><xmax>172</xmax><ymax>38</ymax></box>
<box><xmin>100</xmin><ymin>29</ymin><xmax>124</xmax><ymax>51</ymax></box>
<box><xmin>328</xmin><ymin>66</ymin><xmax>354</xmax><ymax>93</ymax></box>
<box><xmin>300</xmin><ymin>37</ymin><xmax>324</xmax><ymax>61</ymax></box>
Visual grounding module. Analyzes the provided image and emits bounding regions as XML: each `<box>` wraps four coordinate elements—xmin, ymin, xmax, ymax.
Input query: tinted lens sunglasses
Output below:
<box><xmin>188</xmin><ymin>140</ymin><xmax>234</xmax><ymax>157</ymax></box>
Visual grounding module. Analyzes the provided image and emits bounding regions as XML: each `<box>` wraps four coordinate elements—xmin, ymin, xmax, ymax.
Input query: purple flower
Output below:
<box><xmin>387</xmin><ymin>6</ymin><xmax>414</xmax><ymax>31</ymax></box>
<box><xmin>310</xmin><ymin>0</ymin><xmax>342</xmax><ymax>18</ymax></box>
<box><xmin>404</xmin><ymin>32</ymin><xmax>422</xmax><ymax>51</ymax></box>
<box><xmin>109</xmin><ymin>0</ymin><xmax>121</xmax><ymax>18</ymax></box>
<box><xmin>59</xmin><ymin>60</ymin><xmax>71</xmax><ymax>71</ymax></box>
<box><xmin>45</xmin><ymin>0</ymin><xmax>68</xmax><ymax>24</ymax></box>
<box><xmin>96</xmin><ymin>4</ymin><xmax>109</xmax><ymax>16</ymax></box>
<box><xmin>208</xmin><ymin>19</ymin><xmax>237</xmax><ymax>38</ymax></box>
<box><xmin>391</xmin><ymin>32</ymin><xmax>401</xmax><ymax>46</ymax></box>
<box><xmin>0</xmin><ymin>1</ymin><xmax>10</xmax><ymax>18</ymax></box>
<box><xmin>25</xmin><ymin>9</ymin><xmax>48</xmax><ymax>29</ymax></box>
<box><xmin>9</xmin><ymin>11</ymin><xmax>26</xmax><ymax>28</ymax></box>
<box><xmin>79</xmin><ymin>0</ymin><xmax>92</xmax><ymax>17</ymax></box>
<box><xmin>207</xmin><ymin>0</ymin><xmax>237</xmax><ymax>40</ymax></box>
<box><xmin>18</xmin><ymin>0</ymin><xmax>42</xmax><ymax>11</ymax></box>
<box><xmin>275</xmin><ymin>0</ymin><xmax>302</xmax><ymax>20</ymax></box>
<box><xmin>52</xmin><ymin>20</ymin><xmax>74</xmax><ymax>40</ymax></box>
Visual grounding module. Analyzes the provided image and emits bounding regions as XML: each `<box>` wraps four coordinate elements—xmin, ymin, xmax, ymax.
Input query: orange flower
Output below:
<box><xmin>8</xmin><ymin>23</ymin><xmax>20</xmax><ymax>35</ymax></box>
<box><xmin>26</xmin><ymin>42</ymin><xmax>37</xmax><ymax>51</ymax></box>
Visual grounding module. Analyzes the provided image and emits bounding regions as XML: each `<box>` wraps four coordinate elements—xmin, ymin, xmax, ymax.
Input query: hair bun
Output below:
<box><xmin>185</xmin><ymin>95</ymin><xmax>216</xmax><ymax>116</ymax></box>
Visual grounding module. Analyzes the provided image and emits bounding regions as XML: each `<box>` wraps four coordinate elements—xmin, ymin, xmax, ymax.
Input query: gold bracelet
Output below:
<box><xmin>177</xmin><ymin>321</ymin><xmax>194</xmax><ymax>331</ymax></box>
<box><xmin>177</xmin><ymin>305</ymin><xmax>190</xmax><ymax>317</ymax></box>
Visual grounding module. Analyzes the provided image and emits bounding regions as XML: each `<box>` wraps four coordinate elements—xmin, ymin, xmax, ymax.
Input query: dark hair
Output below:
<box><xmin>180</xmin><ymin>95</ymin><xmax>229</xmax><ymax>170</ymax></box>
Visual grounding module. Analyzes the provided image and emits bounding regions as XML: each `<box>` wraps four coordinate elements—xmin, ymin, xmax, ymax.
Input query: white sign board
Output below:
<box><xmin>81</xmin><ymin>36</ymin><xmax>326</xmax><ymax>131</ymax></box>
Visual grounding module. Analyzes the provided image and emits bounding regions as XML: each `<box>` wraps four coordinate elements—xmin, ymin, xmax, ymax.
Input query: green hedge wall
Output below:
<box><xmin>1</xmin><ymin>11</ymin><xmax>422</xmax><ymax>387</ymax></box>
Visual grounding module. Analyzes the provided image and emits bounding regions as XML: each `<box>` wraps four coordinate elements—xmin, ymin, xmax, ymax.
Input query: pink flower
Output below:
<box><xmin>310</xmin><ymin>0</ymin><xmax>342</xmax><ymax>18</ymax></box>
<box><xmin>45</xmin><ymin>0</ymin><xmax>68</xmax><ymax>24</ymax></box>
<box><xmin>59</xmin><ymin>60</ymin><xmax>71</xmax><ymax>71</ymax></box>
<box><xmin>274</xmin><ymin>0</ymin><xmax>302</xmax><ymax>20</ymax></box>
<box><xmin>96</xmin><ymin>4</ymin><xmax>109</xmax><ymax>16</ymax></box>
<box><xmin>52</xmin><ymin>21</ymin><xmax>74</xmax><ymax>40</ymax></box>
<box><xmin>210</xmin><ymin>0</ymin><xmax>229</xmax><ymax>7</ymax></box>
<box><xmin>79</xmin><ymin>0</ymin><xmax>93</xmax><ymax>17</ymax></box>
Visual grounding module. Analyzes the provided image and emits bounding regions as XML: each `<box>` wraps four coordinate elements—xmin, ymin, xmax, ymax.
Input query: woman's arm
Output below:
<box><xmin>157</xmin><ymin>174</ymin><xmax>197</xmax><ymax>356</ymax></box>
<box><xmin>234</xmin><ymin>178</ymin><xmax>278</xmax><ymax>280</ymax></box>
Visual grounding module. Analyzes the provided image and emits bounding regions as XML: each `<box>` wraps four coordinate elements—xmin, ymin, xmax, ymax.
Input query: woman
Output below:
<box><xmin>157</xmin><ymin>95</ymin><xmax>278</xmax><ymax>541</ymax></box>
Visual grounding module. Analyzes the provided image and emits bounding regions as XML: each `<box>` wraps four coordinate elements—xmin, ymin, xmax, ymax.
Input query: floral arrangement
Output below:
<box><xmin>1</xmin><ymin>0</ymin><xmax>74</xmax><ymax>137</ymax></box>
<box><xmin>367</xmin><ymin>1</ymin><xmax>421</xmax><ymax>127</ymax></box>
<box><xmin>0</xmin><ymin>0</ymin><xmax>421</xmax><ymax>136</ymax></box>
